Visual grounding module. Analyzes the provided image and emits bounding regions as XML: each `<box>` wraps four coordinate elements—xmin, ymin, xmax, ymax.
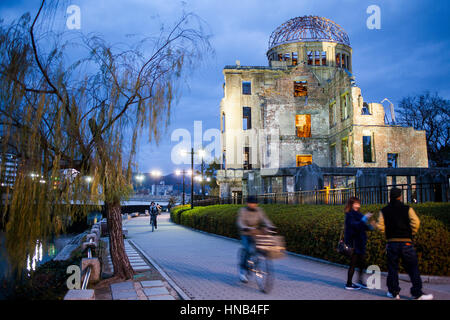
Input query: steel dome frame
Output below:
<box><xmin>268</xmin><ymin>16</ymin><xmax>350</xmax><ymax>49</ymax></box>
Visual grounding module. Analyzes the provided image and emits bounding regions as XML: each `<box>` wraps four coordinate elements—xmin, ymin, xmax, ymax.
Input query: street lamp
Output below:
<box><xmin>176</xmin><ymin>169</ymin><xmax>188</xmax><ymax>205</ymax></box>
<box><xmin>198</xmin><ymin>150</ymin><xmax>206</xmax><ymax>197</ymax></box>
<box><xmin>180</xmin><ymin>148</ymin><xmax>205</xmax><ymax>209</ymax></box>
<box><xmin>135</xmin><ymin>174</ymin><xmax>145</xmax><ymax>194</ymax></box>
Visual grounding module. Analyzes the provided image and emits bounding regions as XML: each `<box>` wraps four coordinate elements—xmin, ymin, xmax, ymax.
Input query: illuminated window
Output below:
<box><xmin>242</xmin><ymin>81</ymin><xmax>251</xmax><ymax>95</ymax></box>
<box><xmin>294</xmin><ymin>81</ymin><xmax>307</xmax><ymax>97</ymax></box>
<box><xmin>296</xmin><ymin>155</ymin><xmax>312</xmax><ymax>167</ymax></box>
<box><xmin>292</xmin><ymin>52</ymin><xmax>298</xmax><ymax>65</ymax></box>
<box><xmin>295</xmin><ymin>114</ymin><xmax>311</xmax><ymax>138</ymax></box>
<box><xmin>336</xmin><ymin>53</ymin><xmax>341</xmax><ymax>67</ymax></box>
<box><xmin>243</xmin><ymin>147</ymin><xmax>252</xmax><ymax>170</ymax></box>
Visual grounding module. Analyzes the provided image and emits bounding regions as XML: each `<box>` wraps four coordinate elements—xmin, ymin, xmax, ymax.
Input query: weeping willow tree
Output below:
<box><xmin>0</xmin><ymin>0</ymin><xmax>211</xmax><ymax>280</ymax></box>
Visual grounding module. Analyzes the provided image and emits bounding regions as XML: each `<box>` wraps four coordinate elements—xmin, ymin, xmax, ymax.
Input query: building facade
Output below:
<box><xmin>217</xmin><ymin>16</ymin><xmax>428</xmax><ymax>198</ymax></box>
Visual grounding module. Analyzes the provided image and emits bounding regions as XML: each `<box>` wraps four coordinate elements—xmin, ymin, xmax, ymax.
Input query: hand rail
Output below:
<box><xmin>81</xmin><ymin>238</ymin><xmax>93</xmax><ymax>290</ymax></box>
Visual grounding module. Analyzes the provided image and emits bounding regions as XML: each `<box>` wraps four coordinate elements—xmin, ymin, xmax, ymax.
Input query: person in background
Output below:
<box><xmin>344</xmin><ymin>197</ymin><xmax>374</xmax><ymax>290</ymax></box>
<box><xmin>236</xmin><ymin>196</ymin><xmax>275</xmax><ymax>283</ymax></box>
<box><xmin>149</xmin><ymin>202</ymin><xmax>158</xmax><ymax>229</ymax></box>
<box><xmin>376</xmin><ymin>187</ymin><xmax>433</xmax><ymax>300</ymax></box>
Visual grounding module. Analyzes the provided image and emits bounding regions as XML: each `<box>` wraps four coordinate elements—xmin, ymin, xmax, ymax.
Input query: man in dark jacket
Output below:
<box><xmin>149</xmin><ymin>202</ymin><xmax>158</xmax><ymax>230</ymax></box>
<box><xmin>376</xmin><ymin>187</ymin><xmax>433</xmax><ymax>300</ymax></box>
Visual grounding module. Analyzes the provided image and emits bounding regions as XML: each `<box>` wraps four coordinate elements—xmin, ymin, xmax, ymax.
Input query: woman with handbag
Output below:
<box><xmin>343</xmin><ymin>197</ymin><xmax>374</xmax><ymax>290</ymax></box>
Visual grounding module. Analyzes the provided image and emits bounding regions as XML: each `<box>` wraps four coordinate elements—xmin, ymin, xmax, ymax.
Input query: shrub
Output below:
<box><xmin>172</xmin><ymin>203</ymin><xmax>450</xmax><ymax>276</ymax></box>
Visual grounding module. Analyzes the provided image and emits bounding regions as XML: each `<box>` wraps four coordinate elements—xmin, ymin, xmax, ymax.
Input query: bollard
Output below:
<box><xmin>86</xmin><ymin>233</ymin><xmax>98</xmax><ymax>242</ymax></box>
<box><xmin>82</xmin><ymin>241</ymin><xmax>98</xmax><ymax>252</ymax></box>
<box><xmin>82</xmin><ymin>257</ymin><xmax>101</xmax><ymax>283</ymax></box>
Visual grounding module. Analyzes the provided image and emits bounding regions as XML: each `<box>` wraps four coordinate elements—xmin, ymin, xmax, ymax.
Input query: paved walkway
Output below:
<box><xmin>126</xmin><ymin>213</ymin><xmax>450</xmax><ymax>300</ymax></box>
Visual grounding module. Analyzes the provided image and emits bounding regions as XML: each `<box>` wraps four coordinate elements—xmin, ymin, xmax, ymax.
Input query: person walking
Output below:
<box><xmin>344</xmin><ymin>197</ymin><xmax>374</xmax><ymax>290</ymax></box>
<box><xmin>149</xmin><ymin>202</ymin><xmax>158</xmax><ymax>231</ymax></box>
<box><xmin>236</xmin><ymin>196</ymin><xmax>276</xmax><ymax>283</ymax></box>
<box><xmin>375</xmin><ymin>187</ymin><xmax>433</xmax><ymax>300</ymax></box>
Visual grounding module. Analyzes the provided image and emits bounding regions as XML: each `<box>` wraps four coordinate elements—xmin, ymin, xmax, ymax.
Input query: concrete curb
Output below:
<box><xmin>171</xmin><ymin>218</ymin><xmax>450</xmax><ymax>285</ymax></box>
<box><xmin>128</xmin><ymin>239</ymin><xmax>191</xmax><ymax>300</ymax></box>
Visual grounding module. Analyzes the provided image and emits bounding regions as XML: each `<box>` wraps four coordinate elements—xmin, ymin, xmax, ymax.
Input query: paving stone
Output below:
<box><xmin>148</xmin><ymin>295</ymin><xmax>175</xmax><ymax>300</ymax></box>
<box><xmin>141</xmin><ymin>280</ymin><xmax>164</xmax><ymax>288</ymax></box>
<box><xmin>112</xmin><ymin>290</ymin><xmax>139</xmax><ymax>300</ymax></box>
<box><xmin>131</xmin><ymin>264</ymin><xmax>149</xmax><ymax>268</ymax></box>
<box><xmin>111</xmin><ymin>281</ymin><xmax>134</xmax><ymax>292</ymax></box>
<box><xmin>133</xmin><ymin>266</ymin><xmax>151</xmax><ymax>271</ymax></box>
<box><xmin>143</xmin><ymin>287</ymin><xmax>169</xmax><ymax>296</ymax></box>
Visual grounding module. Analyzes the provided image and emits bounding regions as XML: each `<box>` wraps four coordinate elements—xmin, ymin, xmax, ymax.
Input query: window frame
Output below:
<box><xmin>242</xmin><ymin>81</ymin><xmax>252</xmax><ymax>95</ymax></box>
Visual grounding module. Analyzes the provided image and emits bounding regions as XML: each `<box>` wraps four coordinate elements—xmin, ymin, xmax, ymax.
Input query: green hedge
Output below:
<box><xmin>170</xmin><ymin>203</ymin><xmax>450</xmax><ymax>276</ymax></box>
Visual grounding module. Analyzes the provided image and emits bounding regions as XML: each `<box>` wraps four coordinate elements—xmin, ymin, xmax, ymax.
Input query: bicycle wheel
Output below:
<box><xmin>254</xmin><ymin>252</ymin><xmax>273</xmax><ymax>293</ymax></box>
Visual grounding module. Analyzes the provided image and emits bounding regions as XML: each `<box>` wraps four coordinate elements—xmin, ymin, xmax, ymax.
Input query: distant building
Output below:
<box><xmin>0</xmin><ymin>153</ymin><xmax>18</xmax><ymax>187</ymax></box>
<box><xmin>152</xmin><ymin>181</ymin><xmax>174</xmax><ymax>196</ymax></box>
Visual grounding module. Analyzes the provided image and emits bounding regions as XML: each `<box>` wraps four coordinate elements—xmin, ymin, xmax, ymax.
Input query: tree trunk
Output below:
<box><xmin>106</xmin><ymin>201</ymin><xmax>134</xmax><ymax>279</ymax></box>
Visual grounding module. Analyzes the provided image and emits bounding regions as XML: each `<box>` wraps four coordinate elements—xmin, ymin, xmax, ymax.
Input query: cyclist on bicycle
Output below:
<box><xmin>149</xmin><ymin>202</ymin><xmax>158</xmax><ymax>230</ymax></box>
<box><xmin>237</xmin><ymin>195</ymin><xmax>275</xmax><ymax>283</ymax></box>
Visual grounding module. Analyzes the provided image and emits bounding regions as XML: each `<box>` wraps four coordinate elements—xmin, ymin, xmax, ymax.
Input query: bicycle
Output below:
<box><xmin>237</xmin><ymin>228</ymin><xmax>280</xmax><ymax>293</ymax></box>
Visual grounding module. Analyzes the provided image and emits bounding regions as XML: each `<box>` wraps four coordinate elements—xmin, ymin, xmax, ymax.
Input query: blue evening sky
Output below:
<box><xmin>1</xmin><ymin>0</ymin><xmax>449</xmax><ymax>175</ymax></box>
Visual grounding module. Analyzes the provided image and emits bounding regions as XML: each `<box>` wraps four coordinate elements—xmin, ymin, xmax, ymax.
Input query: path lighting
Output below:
<box><xmin>151</xmin><ymin>170</ymin><xmax>162</xmax><ymax>177</ymax></box>
<box><xmin>135</xmin><ymin>175</ymin><xmax>145</xmax><ymax>182</ymax></box>
<box><xmin>85</xmin><ymin>176</ymin><xmax>93</xmax><ymax>183</ymax></box>
<box><xmin>176</xmin><ymin>169</ymin><xmax>188</xmax><ymax>205</ymax></box>
<box><xmin>180</xmin><ymin>148</ymin><xmax>206</xmax><ymax>209</ymax></box>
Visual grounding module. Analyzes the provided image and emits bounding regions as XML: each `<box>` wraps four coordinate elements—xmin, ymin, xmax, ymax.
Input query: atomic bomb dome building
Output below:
<box><xmin>217</xmin><ymin>16</ymin><xmax>430</xmax><ymax>198</ymax></box>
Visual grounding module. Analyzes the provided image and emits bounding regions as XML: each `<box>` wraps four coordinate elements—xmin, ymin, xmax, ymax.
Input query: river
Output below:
<box><xmin>0</xmin><ymin>231</ymin><xmax>74</xmax><ymax>299</ymax></box>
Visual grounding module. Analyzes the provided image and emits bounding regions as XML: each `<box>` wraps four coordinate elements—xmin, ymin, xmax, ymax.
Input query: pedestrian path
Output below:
<box><xmin>106</xmin><ymin>240</ymin><xmax>151</xmax><ymax>272</ymax></box>
<box><xmin>110</xmin><ymin>280</ymin><xmax>175</xmax><ymax>300</ymax></box>
<box><xmin>126</xmin><ymin>213</ymin><xmax>450</xmax><ymax>300</ymax></box>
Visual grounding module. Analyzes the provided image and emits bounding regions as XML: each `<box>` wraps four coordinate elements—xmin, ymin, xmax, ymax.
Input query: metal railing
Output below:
<box><xmin>81</xmin><ymin>238</ymin><xmax>93</xmax><ymax>290</ymax></box>
<box><xmin>193</xmin><ymin>182</ymin><xmax>448</xmax><ymax>206</ymax></box>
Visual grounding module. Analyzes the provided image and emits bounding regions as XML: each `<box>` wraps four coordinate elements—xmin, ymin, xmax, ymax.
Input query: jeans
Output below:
<box><xmin>240</xmin><ymin>235</ymin><xmax>256</xmax><ymax>271</ymax></box>
<box><xmin>150</xmin><ymin>215</ymin><xmax>157</xmax><ymax>228</ymax></box>
<box><xmin>386</xmin><ymin>242</ymin><xmax>423</xmax><ymax>297</ymax></box>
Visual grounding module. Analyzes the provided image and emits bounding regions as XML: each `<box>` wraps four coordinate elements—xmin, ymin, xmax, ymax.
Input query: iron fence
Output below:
<box><xmin>193</xmin><ymin>183</ymin><xmax>448</xmax><ymax>207</ymax></box>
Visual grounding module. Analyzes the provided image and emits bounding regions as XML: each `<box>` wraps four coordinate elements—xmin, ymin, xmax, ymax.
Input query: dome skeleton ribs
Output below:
<box><xmin>268</xmin><ymin>16</ymin><xmax>351</xmax><ymax>49</ymax></box>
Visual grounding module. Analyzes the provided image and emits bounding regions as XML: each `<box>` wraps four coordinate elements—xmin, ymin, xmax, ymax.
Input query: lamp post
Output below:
<box><xmin>150</xmin><ymin>170</ymin><xmax>162</xmax><ymax>195</ymax></box>
<box><xmin>198</xmin><ymin>149</ymin><xmax>206</xmax><ymax>197</ymax></box>
<box><xmin>135</xmin><ymin>174</ymin><xmax>145</xmax><ymax>195</ymax></box>
<box><xmin>85</xmin><ymin>176</ymin><xmax>93</xmax><ymax>192</ymax></box>
<box><xmin>175</xmin><ymin>169</ymin><xmax>190</xmax><ymax>205</ymax></box>
<box><xmin>181</xmin><ymin>148</ymin><xmax>204</xmax><ymax>209</ymax></box>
